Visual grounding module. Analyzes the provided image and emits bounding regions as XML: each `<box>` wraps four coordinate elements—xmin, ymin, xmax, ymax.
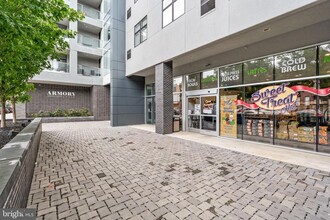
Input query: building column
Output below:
<box><xmin>91</xmin><ymin>85</ymin><xmax>110</xmax><ymax>121</ymax></box>
<box><xmin>155</xmin><ymin>62</ymin><xmax>173</xmax><ymax>134</ymax></box>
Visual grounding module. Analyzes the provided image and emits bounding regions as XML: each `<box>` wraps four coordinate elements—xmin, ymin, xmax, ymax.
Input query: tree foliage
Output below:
<box><xmin>0</xmin><ymin>0</ymin><xmax>84</xmax><ymax>127</ymax></box>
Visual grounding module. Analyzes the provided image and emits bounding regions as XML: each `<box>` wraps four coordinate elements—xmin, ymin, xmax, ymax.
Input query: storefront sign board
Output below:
<box><xmin>220</xmin><ymin>95</ymin><xmax>237</xmax><ymax>138</ymax></box>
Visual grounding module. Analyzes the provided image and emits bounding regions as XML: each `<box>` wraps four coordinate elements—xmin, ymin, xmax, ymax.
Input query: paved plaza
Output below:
<box><xmin>27</xmin><ymin>121</ymin><xmax>330</xmax><ymax>220</ymax></box>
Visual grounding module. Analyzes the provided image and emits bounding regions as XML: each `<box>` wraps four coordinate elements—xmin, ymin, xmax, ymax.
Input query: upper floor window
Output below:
<box><xmin>134</xmin><ymin>16</ymin><xmax>147</xmax><ymax>47</ymax></box>
<box><xmin>162</xmin><ymin>0</ymin><xmax>185</xmax><ymax>27</ymax></box>
<box><xmin>201</xmin><ymin>0</ymin><xmax>215</xmax><ymax>16</ymax></box>
<box><xmin>127</xmin><ymin>8</ymin><xmax>131</xmax><ymax>19</ymax></box>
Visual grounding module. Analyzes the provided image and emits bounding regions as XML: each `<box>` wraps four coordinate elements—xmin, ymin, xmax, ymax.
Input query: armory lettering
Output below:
<box><xmin>47</xmin><ymin>91</ymin><xmax>76</xmax><ymax>97</ymax></box>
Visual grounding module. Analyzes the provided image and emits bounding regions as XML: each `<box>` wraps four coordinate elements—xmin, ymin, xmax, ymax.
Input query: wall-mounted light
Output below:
<box><xmin>263</xmin><ymin>27</ymin><xmax>271</xmax><ymax>32</ymax></box>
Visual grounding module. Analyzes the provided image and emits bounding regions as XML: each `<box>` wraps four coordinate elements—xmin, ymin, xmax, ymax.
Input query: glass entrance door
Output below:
<box><xmin>146</xmin><ymin>97</ymin><xmax>155</xmax><ymax>124</ymax></box>
<box><xmin>187</xmin><ymin>95</ymin><xmax>217</xmax><ymax>134</ymax></box>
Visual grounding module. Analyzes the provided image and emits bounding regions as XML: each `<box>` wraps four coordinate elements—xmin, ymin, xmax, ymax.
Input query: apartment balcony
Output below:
<box><xmin>78</xmin><ymin>65</ymin><xmax>103</xmax><ymax>77</ymax></box>
<box><xmin>77</xmin><ymin>34</ymin><xmax>101</xmax><ymax>48</ymax></box>
<box><xmin>78</xmin><ymin>4</ymin><xmax>102</xmax><ymax>28</ymax></box>
<box><xmin>78</xmin><ymin>4</ymin><xmax>100</xmax><ymax>20</ymax></box>
<box><xmin>48</xmin><ymin>61</ymin><xmax>70</xmax><ymax>73</ymax></box>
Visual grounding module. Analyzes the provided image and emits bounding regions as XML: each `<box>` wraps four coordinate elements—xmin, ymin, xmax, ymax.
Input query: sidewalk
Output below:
<box><xmin>130</xmin><ymin>124</ymin><xmax>330</xmax><ymax>173</ymax></box>
<box><xmin>28</xmin><ymin>121</ymin><xmax>330</xmax><ymax>220</ymax></box>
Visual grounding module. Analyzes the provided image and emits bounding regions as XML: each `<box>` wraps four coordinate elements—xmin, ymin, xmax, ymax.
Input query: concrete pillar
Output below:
<box><xmin>155</xmin><ymin>62</ymin><xmax>173</xmax><ymax>134</ymax></box>
<box><xmin>69</xmin><ymin>0</ymin><xmax>78</xmax><ymax>75</ymax></box>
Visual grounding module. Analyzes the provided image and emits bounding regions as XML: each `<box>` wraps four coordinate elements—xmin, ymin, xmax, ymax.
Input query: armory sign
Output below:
<box><xmin>47</xmin><ymin>91</ymin><xmax>76</xmax><ymax>97</ymax></box>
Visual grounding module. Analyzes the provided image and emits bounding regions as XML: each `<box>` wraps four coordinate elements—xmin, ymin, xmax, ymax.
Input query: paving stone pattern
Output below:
<box><xmin>28</xmin><ymin>122</ymin><xmax>330</xmax><ymax>220</ymax></box>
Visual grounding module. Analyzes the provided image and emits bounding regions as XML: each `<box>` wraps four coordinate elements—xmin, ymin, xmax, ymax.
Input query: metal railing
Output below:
<box><xmin>78</xmin><ymin>65</ymin><xmax>103</xmax><ymax>77</ymax></box>
<box><xmin>78</xmin><ymin>4</ymin><xmax>100</xmax><ymax>20</ymax></box>
<box><xmin>49</xmin><ymin>61</ymin><xmax>69</xmax><ymax>72</ymax></box>
<box><xmin>77</xmin><ymin>34</ymin><xmax>101</xmax><ymax>48</ymax></box>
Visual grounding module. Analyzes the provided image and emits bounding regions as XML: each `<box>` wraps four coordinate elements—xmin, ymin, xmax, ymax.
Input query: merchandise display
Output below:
<box><xmin>315</xmin><ymin>126</ymin><xmax>328</xmax><ymax>145</ymax></box>
<box><xmin>298</xmin><ymin>126</ymin><xmax>314</xmax><ymax>143</ymax></box>
<box><xmin>244</xmin><ymin>118</ymin><xmax>274</xmax><ymax>138</ymax></box>
<box><xmin>276</xmin><ymin>121</ymin><xmax>289</xmax><ymax>140</ymax></box>
<box><xmin>288</xmin><ymin>121</ymin><xmax>299</xmax><ymax>141</ymax></box>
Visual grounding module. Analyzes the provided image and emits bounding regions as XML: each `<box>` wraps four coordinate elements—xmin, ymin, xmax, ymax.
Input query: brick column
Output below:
<box><xmin>155</xmin><ymin>62</ymin><xmax>173</xmax><ymax>134</ymax></box>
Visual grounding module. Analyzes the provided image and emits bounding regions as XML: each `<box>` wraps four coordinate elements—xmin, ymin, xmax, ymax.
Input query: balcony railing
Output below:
<box><xmin>48</xmin><ymin>61</ymin><xmax>69</xmax><ymax>73</ymax></box>
<box><xmin>77</xmin><ymin>34</ymin><xmax>101</xmax><ymax>48</ymax></box>
<box><xmin>78</xmin><ymin>65</ymin><xmax>103</xmax><ymax>77</ymax></box>
<box><xmin>78</xmin><ymin>4</ymin><xmax>100</xmax><ymax>20</ymax></box>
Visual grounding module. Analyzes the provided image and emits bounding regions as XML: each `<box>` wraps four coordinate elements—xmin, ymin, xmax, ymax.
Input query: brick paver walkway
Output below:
<box><xmin>28</xmin><ymin>122</ymin><xmax>330</xmax><ymax>220</ymax></box>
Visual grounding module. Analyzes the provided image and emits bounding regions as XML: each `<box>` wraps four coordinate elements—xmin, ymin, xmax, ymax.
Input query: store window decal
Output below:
<box><xmin>236</xmin><ymin>83</ymin><xmax>330</xmax><ymax>113</ymax></box>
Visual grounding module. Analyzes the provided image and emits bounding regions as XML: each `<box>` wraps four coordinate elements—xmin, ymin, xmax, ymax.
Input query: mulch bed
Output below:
<box><xmin>0</xmin><ymin>120</ymin><xmax>31</xmax><ymax>149</ymax></box>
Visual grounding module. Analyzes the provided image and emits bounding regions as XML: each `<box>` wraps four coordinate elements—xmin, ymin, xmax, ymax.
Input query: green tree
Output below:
<box><xmin>0</xmin><ymin>0</ymin><xmax>83</xmax><ymax>127</ymax></box>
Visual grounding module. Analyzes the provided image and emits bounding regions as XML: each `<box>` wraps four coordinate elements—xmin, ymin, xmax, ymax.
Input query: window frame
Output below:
<box><xmin>201</xmin><ymin>0</ymin><xmax>216</xmax><ymax>16</ymax></box>
<box><xmin>127</xmin><ymin>49</ymin><xmax>131</xmax><ymax>60</ymax></box>
<box><xmin>162</xmin><ymin>0</ymin><xmax>185</xmax><ymax>28</ymax></box>
<box><xmin>134</xmin><ymin>16</ymin><xmax>147</xmax><ymax>47</ymax></box>
<box><xmin>127</xmin><ymin>7</ymin><xmax>131</xmax><ymax>19</ymax></box>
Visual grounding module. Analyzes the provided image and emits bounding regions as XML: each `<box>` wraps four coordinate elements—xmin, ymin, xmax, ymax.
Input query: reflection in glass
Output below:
<box><xmin>202</xmin><ymin>116</ymin><xmax>216</xmax><ymax>131</ymax></box>
<box><xmin>163</xmin><ymin>5</ymin><xmax>172</xmax><ymax>27</ymax></box>
<box><xmin>146</xmin><ymin>97</ymin><xmax>155</xmax><ymax>124</ymax></box>
<box><xmin>275</xmin><ymin>47</ymin><xmax>316</xmax><ymax>80</ymax></box>
<box><xmin>174</xmin><ymin>0</ymin><xmax>185</xmax><ymax>20</ymax></box>
<box><xmin>146</xmin><ymin>84</ymin><xmax>155</xmax><ymax>96</ymax></box>
<box><xmin>188</xmin><ymin>97</ymin><xmax>200</xmax><ymax>115</ymax></box>
<box><xmin>244</xmin><ymin>57</ymin><xmax>273</xmax><ymax>84</ymax></box>
<box><xmin>201</xmin><ymin>69</ymin><xmax>218</xmax><ymax>89</ymax></box>
<box><xmin>173</xmin><ymin>93</ymin><xmax>182</xmax><ymax>116</ymax></box>
<box><xmin>173</xmin><ymin>77</ymin><xmax>182</xmax><ymax>92</ymax></box>
<box><xmin>201</xmin><ymin>96</ymin><xmax>216</xmax><ymax>115</ymax></box>
<box><xmin>319</xmin><ymin>44</ymin><xmax>330</xmax><ymax>75</ymax></box>
<box><xmin>219</xmin><ymin>64</ymin><xmax>242</xmax><ymax>87</ymax></box>
<box><xmin>188</xmin><ymin>116</ymin><xmax>200</xmax><ymax>129</ymax></box>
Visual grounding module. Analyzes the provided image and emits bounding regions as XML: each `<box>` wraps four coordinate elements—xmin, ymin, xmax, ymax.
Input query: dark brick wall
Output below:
<box><xmin>155</xmin><ymin>62</ymin><xmax>173</xmax><ymax>134</ymax></box>
<box><xmin>0</xmin><ymin>119</ymin><xmax>42</xmax><ymax>208</ymax></box>
<box><xmin>91</xmin><ymin>85</ymin><xmax>110</xmax><ymax>121</ymax></box>
<box><xmin>27</xmin><ymin>84</ymin><xmax>91</xmax><ymax>116</ymax></box>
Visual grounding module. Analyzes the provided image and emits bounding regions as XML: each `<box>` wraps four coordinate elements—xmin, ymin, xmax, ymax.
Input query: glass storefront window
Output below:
<box><xmin>273</xmin><ymin>80</ymin><xmax>316</xmax><ymax>150</ymax></box>
<box><xmin>186</xmin><ymin>73</ymin><xmax>201</xmax><ymax>91</ymax></box>
<box><xmin>244</xmin><ymin>57</ymin><xmax>273</xmax><ymax>84</ymax></box>
<box><xmin>201</xmin><ymin>96</ymin><xmax>216</xmax><ymax>131</ymax></box>
<box><xmin>318</xmin><ymin>77</ymin><xmax>330</xmax><ymax>153</ymax></box>
<box><xmin>275</xmin><ymin>47</ymin><xmax>316</xmax><ymax>80</ymax></box>
<box><xmin>319</xmin><ymin>43</ymin><xmax>330</xmax><ymax>75</ymax></box>
<box><xmin>201</xmin><ymin>69</ymin><xmax>218</xmax><ymax>89</ymax></box>
<box><xmin>242</xmin><ymin>85</ymin><xmax>274</xmax><ymax>144</ymax></box>
<box><xmin>173</xmin><ymin>93</ymin><xmax>182</xmax><ymax>116</ymax></box>
<box><xmin>219</xmin><ymin>64</ymin><xmax>242</xmax><ymax>87</ymax></box>
<box><xmin>188</xmin><ymin>97</ymin><xmax>200</xmax><ymax>129</ymax></box>
<box><xmin>146</xmin><ymin>83</ymin><xmax>155</xmax><ymax>96</ymax></box>
<box><xmin>173</xmin><ymin>77</ymin><xmax>182</xmax><ymax>92</ymax></box>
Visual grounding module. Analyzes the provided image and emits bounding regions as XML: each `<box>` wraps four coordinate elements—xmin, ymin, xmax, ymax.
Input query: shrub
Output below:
<box><xmin>32</xmin><ymin>108</ymin><xmax>92</xmax><ymax>117</ymax></box>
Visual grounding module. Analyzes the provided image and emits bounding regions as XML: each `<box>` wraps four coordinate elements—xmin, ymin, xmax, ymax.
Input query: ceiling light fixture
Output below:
<box><xmin>263</xmin><ymin>27</ymin><xmax>271</xmax><ymax>32</ymax></box>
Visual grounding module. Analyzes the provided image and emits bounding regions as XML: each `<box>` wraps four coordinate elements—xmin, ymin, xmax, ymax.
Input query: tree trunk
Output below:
<box><xmin>1</xmin><ymin>95</ymin><xmax>6</xmax><ymax>128</ymax></box>
<box><xmin>11</xmin><ymin>96</ymin><xmax>16</xmax><ymax>124</ymax></box>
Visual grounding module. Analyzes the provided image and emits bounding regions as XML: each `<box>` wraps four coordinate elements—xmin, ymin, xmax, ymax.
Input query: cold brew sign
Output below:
<box><xmin>219</xmin><ymin>64</ymin><xmax>242</xmax><ymax>87</ymax></box>
<box><xmin>275</xmin><ymin>48</ymin><xmax>316</xmax><ymax>80</ymax></box>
